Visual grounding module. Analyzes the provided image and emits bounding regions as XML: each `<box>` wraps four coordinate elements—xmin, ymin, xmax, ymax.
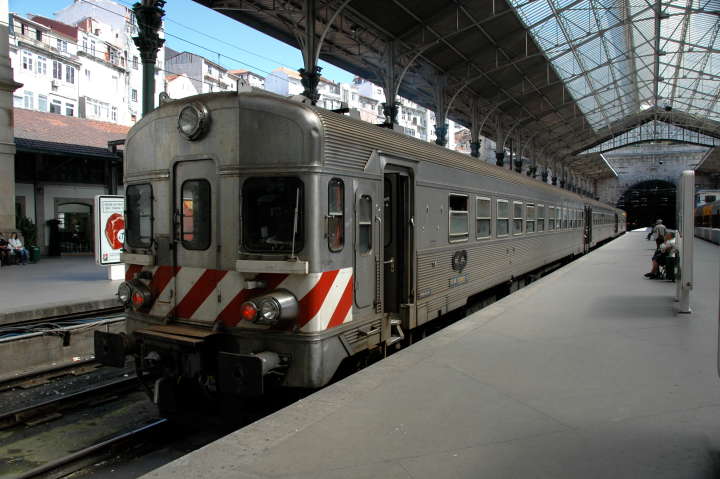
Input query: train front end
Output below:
<box><xmin>95</xmin><ymin>91</ymin><xmax>355</xmax><ymax>412</ymax></box>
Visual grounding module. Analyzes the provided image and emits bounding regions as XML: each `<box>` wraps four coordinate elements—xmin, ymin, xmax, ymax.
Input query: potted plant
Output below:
<box><xmin>16</xmin><ymin>216</ymin><xmax>39</xmax><ymax>263</ymax></box>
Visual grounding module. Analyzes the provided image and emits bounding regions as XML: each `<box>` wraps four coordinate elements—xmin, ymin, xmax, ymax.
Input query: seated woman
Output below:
<box><xmin>8</xmin><ymin>232</ymin><xmax>29</xmax><ymax>265</ymax></box>
<box><xmin>644</xmin><ymin>232</ymin><xmax>676</xmax><ymax>279</ymax></box>
<box><xmin>0</xmin><ymin>233</ymin><xmax>9</xmax><ymax>265</ymax></box>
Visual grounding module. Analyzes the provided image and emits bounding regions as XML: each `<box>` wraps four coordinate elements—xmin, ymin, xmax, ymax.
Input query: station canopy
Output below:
<box><xmin>198</xmin><ymin>0</ymin><xmax>720</xmax><ymax>177</ymax></box>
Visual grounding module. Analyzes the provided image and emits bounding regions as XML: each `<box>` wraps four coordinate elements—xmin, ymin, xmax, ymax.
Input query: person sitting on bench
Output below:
<box><xmin>644</xmin><ymin>231</ymin><xmax>676</xmax><ymax>279</ymax></box>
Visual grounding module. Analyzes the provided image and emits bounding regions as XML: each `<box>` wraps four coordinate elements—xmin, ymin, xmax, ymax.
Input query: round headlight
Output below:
<box><xmin>257</xmin><ymin>298</ymin><xmax>280</xmax><ymax>323</ymax></box>
<box><xmin>177</xmin><ymin>103</ymin><xmax>209</xmax><ymax>140</ymax></box>
<box><xmin>118</xmin><ymin>282</ymin><xmax>132</xmax><ymax>305</ymax></box>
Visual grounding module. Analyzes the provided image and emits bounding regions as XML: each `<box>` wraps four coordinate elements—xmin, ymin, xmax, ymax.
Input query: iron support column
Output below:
<box><xmin>298</xmin><ymin>0</ymin><xmax>320</xmax><ymax>104</ymax></box>
<box><xmin>469</xmin><ymin>98</ymin><xmax>481</xmax><ymax>158</ymax></box>
<box><xmin>433</xmin><ymin>74</ymin><xmax>448</xmax><ymax>146</ymax></box>
<box><xmin>132</xmin><ymin>0</ymin><xmax>165</xmax><ymax>117</ymax></box>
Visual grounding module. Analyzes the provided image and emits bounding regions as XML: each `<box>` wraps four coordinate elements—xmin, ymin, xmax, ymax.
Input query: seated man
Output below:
<box><xmin>644</xmin><ymin>232</ymin><xmax>676</xmax><ymax>279</ymax></box>
<box><xmin>8</xmin><ymin>233</ymin><xmax>28</xmax><ymax>265</ymax></box>
<box><xmin>0</xmin><ymin>233</ymin><xmax>10</xmax><ymax>265</ymax></box>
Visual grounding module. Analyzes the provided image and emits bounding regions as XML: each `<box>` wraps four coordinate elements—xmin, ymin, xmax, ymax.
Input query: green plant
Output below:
<box><xmin>16</xmin><ymin>216</ymin><xmax>37</xmax><ymax>246</ymax></box>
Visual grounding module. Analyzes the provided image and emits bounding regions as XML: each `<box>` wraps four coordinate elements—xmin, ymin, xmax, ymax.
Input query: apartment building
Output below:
<box><xmin>9</xmin><ymin>14</ymin><xmax>80</xmax><ymax>119</ymax></box>
<box><xmin>165</xmin><ymin>51</ymin><xmax>239</xmax><ymax>94</ymax></box>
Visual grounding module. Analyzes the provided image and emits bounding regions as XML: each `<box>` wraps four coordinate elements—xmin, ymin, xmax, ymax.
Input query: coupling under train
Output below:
<box><xmin>95</xmin><ymin>89</ymin><xmax>626</xmax><ymax>412</ymax></box>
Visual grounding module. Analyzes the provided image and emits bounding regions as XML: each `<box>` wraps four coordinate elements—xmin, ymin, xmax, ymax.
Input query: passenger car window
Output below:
<box><xmin>449</xmin><ymin>194</ymin><xmax>469</xmax><ymax>242</ymax></box>
<box><xmin>513</xmin><ymin>201</ymin><xmax>523</xmax><ymax>235</ymax></box>
<box><xmin>548</xmin><ymin>206</ymin><xmax>555</xmax><ymax>230</ymax></box>
<box><xmin>181</xmin><ymin>179</ymin><xmax>211</xmax><ymax>250</ymax></box>
<box><xmin>537</xmin><ymin>204</ymin><xmax>545</xmax><ymax>232</ymax></box>
<box><xmin>328</xmin><ymin>178</ymin><xmax>344</xmax><ymax>252</ymax></box>
<box><xmin>358</xmin><ymin>195</ymin><xmax>372</xmax><ymax>254</ymax></box>
<box><xmin>476</xmin><ymin>197</ymin><xmax>491</xmax><ymax>239</ymax></box>
<box><xmin>556</xmin><ymin>207</ymin><xmax>562</xmax><ymax>229</ymax></box>
<box><xmin>126</xmin><ymin>183</ymin><xmax>152</xmax><ymax>248</ymax></box>
<box><xmin>497</xmin><ymin>200</ymin><xmax>509</xmax><ymax>236</ymax></box>
<box><xmin>526</xmin><ymin>203</ymin><xmax>536</xmax><ymax>233</ymax></box>
<box><xmin>243</xmin><ymin>177</ymin><xmax>303</xmax><ymax>253</ymax></box>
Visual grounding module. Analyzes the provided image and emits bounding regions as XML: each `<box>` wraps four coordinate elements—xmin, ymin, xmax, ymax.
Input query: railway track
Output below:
<box><xmin>14</xmin><ymin>419</ymin><xmax>168</xmax><ymax>479</ymax></box>
<box><xmin>0</xmin><ymin>374</ymin><xmax>139</xmax><ymax>430</ymax></box>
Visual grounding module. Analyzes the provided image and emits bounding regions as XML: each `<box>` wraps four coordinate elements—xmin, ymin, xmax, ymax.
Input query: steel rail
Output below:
<box><xmin>14</xmin><ymin>418</ymin><xmax>168</xmax><ymax>479</ymax></box>
<box><xmin>0</xmin><ymin>374</ymin><xmax>139</xmax><ymax>429</ymax></box>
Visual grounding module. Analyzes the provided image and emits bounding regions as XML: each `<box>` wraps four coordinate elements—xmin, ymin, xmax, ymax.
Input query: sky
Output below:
<box><xmin>9</xmin><ymin>0</ymin><xmax>356</xmax><ymax>84</ymax></box>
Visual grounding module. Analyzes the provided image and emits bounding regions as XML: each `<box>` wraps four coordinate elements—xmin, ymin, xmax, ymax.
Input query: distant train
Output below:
<box><xmin>695</xmin><ymin>199</ymin><xmax>720</xmax><ymax>244</ymax></box>
<box><xmin>95</xmin><ymin>90</ymin><xmax>626</xmax><ymax>413</ymax></box>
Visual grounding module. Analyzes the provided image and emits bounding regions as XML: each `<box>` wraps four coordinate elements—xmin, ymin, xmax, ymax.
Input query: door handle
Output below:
<box><xmin>384</xmin><ymin>257</ymin><xmax>395</xmax><ymax>273</ymax></box>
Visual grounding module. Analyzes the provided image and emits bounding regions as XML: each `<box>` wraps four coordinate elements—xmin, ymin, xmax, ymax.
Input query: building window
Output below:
<box><xmin>38</xmin><ymin>94</ymin><xmax>47</xmax><ymax>112</ymax></box>
<box><xmin>537</xmin><ymin>204</ymin><xmax>545</xmax><ymax>232</ymax></box>
<box><xmin>82</xmin><ymin>36</ymin><xmax>87</xmax><ymax>52</ymax></box>
<box><xmin>52</xmin><ymin>60</ymin><xmax>62</xmax><ymax>80</ymax></box>
<box><xmin>358</xmin><ymin>195</ymin><xmax>372</xmax><ymax>254</ymax></box>
<box><xmin>448</xmin><ymin>194</ymin><xmax>469</xmax><ymax>242</ymax></box>
<box><xmin>23</xmin><ymin>91</ymin><xmax>33</xmax><ymax>110</ymax></box>
<box><xmin>56</xmin><ymin>39</ymin><xmax>67</xmax><ymax>52</ymax></box>
<box><xmin>35</xmin><ymin>29</ymin><xmax>42</xmax><ymax>41</ymax></box>
<box><xmin>526</xmin><ymin>203</ymin><xmax>536</xmax><ymax>233</ymax></box>
<box><xmin>111</xmin><ymin>106</ymin><xmax>117</xmax><ymax>122</ymax></box>
<box><xmin>132</xmin><ymin>55</ymin><xmax>138</xmax><ymax>70</ymax></box>
<box><xmin>65</xmin><ymin>65</ymin><xmax>75</xmax><ymax>84</ymax></box>
<box><xmin>131</xmin><ymin>89</ymin><xmax>138</xmax><ymax>102</ymax></box>
<box><xmin>513</xmin><ymin>202</ymin><xmax>524</xmax><ymax>235</ymax></box>
<box><xmin>36</xmin><ymin>55</ymin><xmax>47</xmax><ymax>75</ymax></box>
<box><xmin>50</xmin><ymin>99</ymin><xmax>62</xmax><ymax>114</ymax></box>
<box><xmin>496</xmin><ymin>200</ymin><xmax>509</xmax><ymax>236</ymax></box>
<box><xmin>65</xmin><ymin>102</ymin><xmax>74</xmax><ymax>116</ymax></box>
<box><xmin>207</xmin><ymin>65</ymin><xmax>213</xmax><ymax>75</ymax></box>
<box><xmin>476</xmin><ymin>197</ymin><xmax>491</xmax><ymax>239</ymax></box>
<box><xmin>21</xmin><ymin>51</ymin><xmax>33</xmax><ymax>70</ymax></box>
<box><xmin>328</xmin><ymin>178</ymin><xmax>344</xmax><ymax>252</ymax></box>
<box><xmin>85</xmin><ymin>69</ymin><xmax>91</xmax><ymax>80</ymax></box>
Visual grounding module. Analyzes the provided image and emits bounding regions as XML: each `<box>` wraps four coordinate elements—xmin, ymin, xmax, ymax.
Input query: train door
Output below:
<box><xmin>172</xmin><ymin>159</ymin><xmax>218</xmax><ymax>322</ymax></box>
<box><xmin>382</xmin><ymin>167</ymin><xmax>413</xmax><ymax>343</ymax></box>
<box><xmin>614</xmin><ymin>213</ymin><xmax>619</xmax><ymax>234</ymax></box>
<box><xmin>353</xmin><ymin>180</ymin><xmax>380</xmax><ymax>311</ymax></box>
<box><xmin>584</xmin><ymin>205</ymin><xmax>592</xmax><ymax>253</ymax></box>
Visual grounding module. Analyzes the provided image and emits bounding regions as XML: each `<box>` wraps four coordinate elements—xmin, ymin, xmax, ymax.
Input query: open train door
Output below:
<box><xmin>584</xmin><ymin>205</ymin><xmax>592</xmax><ymax>253</ymax></box>
<box><xmin>382</xmin><ymin>165</ymin><xmax>414</xmax><ymax>347</ymax></box>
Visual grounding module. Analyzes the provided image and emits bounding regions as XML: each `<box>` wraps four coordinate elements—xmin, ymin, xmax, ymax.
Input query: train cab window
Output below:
<box><xmin>526</xmin><ymin>203</ymin><xmax>536</xmax><ymax>233</ymax></box>
<box><xmin>328</xmin><ymin>178</ymin><xmax>344</xmax><ymax>252</ymax></box>
<box><xmin>476</xmin><ymin>197</ymin><xmax>491</xmax><ymax>239</ymax></box>
<box><xmin>548</xmin><ymin>206</ymin><xmax>555</xmax><ymax>230</ymax></box>
<box><xmin>449</xmin><ymin>194</ymin><xmax>469</xmax><ymax>242</ymax></box>
<box><xmin>358</xmin><ymin>195</ymin><xmax>372</xmax><ymax>254</ymax></box>
<box><xmin>513</xmin><ymin>202</ymin><xmax>523</xmax><ymax>235</ymax></box>
<box><xmin>556</xmin><ymin>207</ymin><xmax>562</xmax><ymax>229</ymax></box>
<box><xmin>126</xmin><ymin>183</ymin><xmax>152</xmax><ymax>248</ymax></box>
<box><xmin>181</xmin><ymin>179</ymin><xmax>211</xmax><ymax>250</ymax></box>
<box><xmin>243</xmin><ymin>177</ymin><xmax>304</xmax><ymax>253</ymax></box>
<box><xmin>537</xmin><ymin>205</ymin><xmax>545</xmax><ymax>232</ymax></box>
<box><xmin>497</xmin><ymin>200</ymin><xmax>509</xmax><ymax>236</ymax></box>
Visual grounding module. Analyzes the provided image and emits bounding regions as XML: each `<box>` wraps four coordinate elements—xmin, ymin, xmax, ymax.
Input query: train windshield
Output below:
<box><xmin>243</xmin><ymin>177</ymin><xmax>304</xmax><ymax>253</ymax></box>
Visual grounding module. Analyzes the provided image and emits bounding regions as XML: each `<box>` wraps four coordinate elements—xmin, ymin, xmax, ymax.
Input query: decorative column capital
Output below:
<box><xmin>495</xmin><ymin>151</ymin><xmax>505</xmax><ymax>167</ymax></box>
<box><xmin>132</xmin><ymin>0</ymin><xmax>165</xmax><ymax>63</ymax></box>
<box><xmin>298</xmin><ymin>66</ymin><xmax>322</xmax><ymax>104</ymax></box>
<box><xmin>382</xmin><ymin>102</ymin><xmax>399</xmax><ymax>127</ymax></box>
<box><xmin>435</xmin><ymin>124</ymin><xmax>448</xmax><ymax>146</ymax></box>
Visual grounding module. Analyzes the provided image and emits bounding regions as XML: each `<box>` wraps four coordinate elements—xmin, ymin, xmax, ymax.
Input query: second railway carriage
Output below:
<box><xmin>96</xmin><ymin>90</ymin><xmax>625</xmax><ymax>410</ymax></box>
<box><xmin>695</xmin><ymin>199</ymin><xmax>720</xmax><ymax>244</ymax></box>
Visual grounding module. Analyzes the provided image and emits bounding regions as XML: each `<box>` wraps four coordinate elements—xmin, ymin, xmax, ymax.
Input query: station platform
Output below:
<box><xmin>0</xmin><ymin>256</ymin><xmax>121</xmax><ymax>325</ymax></box>
<box><xmin>143</xmin><ymin>232</ymin><xmax>720</xmax><ymax>479</ymax></box>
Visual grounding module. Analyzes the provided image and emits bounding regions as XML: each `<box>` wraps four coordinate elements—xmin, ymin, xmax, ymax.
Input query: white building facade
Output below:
<box><xmin>165</xmin><ymin>51</ymin><xmax>238</xmax><ymax>96</ymax></box>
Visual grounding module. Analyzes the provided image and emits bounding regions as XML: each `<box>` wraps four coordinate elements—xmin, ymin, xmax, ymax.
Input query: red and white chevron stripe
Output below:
<box><xmin>126</xmin><ymin>265</ymin><xmax>353</xmax><ymax>333</ymax></box>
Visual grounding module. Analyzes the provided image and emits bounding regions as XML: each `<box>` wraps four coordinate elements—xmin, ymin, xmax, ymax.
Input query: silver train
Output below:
<box><xmin>95</xmin><ymin>90</ymin><xmax>626</xmax><ymax>411</ymax></box>
<box><xmin>695</xmin><ymin>199</ymin><xmax>720</xmax><ymax>244</ymax></box>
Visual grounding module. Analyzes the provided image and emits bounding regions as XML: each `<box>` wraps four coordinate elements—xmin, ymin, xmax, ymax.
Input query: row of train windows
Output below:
<box><xmin>448</xmin><ymin>195</ymin><xmax>590</xmax><ymax>242</ymax></box>
<box><xmin>695</xmin><ymin>214</ymin><xmax>720</xmax><ymax>228</ymax></box>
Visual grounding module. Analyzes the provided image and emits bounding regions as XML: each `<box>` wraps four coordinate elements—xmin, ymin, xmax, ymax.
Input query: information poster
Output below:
<box><xmin>95</xmin><ymin>195</ymin><xmax>125</xmax><ymax>265</ymax></box>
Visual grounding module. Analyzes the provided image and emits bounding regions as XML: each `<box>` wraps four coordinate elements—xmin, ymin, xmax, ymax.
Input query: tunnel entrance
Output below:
<box><xmin>616</xmin><ymin>180</ymin><xmax>676</xmax><ymax>230</ymax></box>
